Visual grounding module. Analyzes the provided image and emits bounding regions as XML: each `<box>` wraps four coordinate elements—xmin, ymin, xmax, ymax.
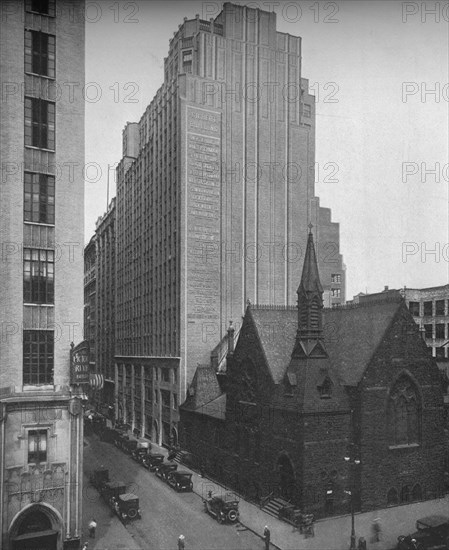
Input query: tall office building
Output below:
<box><xmin>0</xmin><ymin>1</ymin><xmax>85</xmax><ymax>548</ymax></box>
<box><xmin>115</xmin><ymin>2</ymin><xmax>344</xmax><ymax>445</ymax></box>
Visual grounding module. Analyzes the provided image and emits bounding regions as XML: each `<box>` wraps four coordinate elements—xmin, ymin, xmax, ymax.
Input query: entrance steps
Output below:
<box><xmin>262</xmin><ymin>496</ymin><xmax>291</xmax><ymax>517</ymax></box>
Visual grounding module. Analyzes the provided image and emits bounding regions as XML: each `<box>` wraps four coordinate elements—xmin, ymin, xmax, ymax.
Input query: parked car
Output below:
<box><xmin>102</xmin><ymin>480</ymin><xmax>127</xmax><ymax>504</ymax></box>
<box><xmin>142</xmin><ymin>453</ymin><xmax>164</xmax><ymax>471</ymax></box>
<box><xmin>155</xmin><ymin>462</ymin><xmax>178</xmax><ymax>482</ymax></box>
<box><xmin>114</xmin><ymin>493</ymin><xmax>141</xmax><ymax>522</ymax></box>
<box><xmin>204</xmin><ymin>492</ymin><xmax>239</xmax><ymax>524</ymax></box>
<box><xmin>89</xmin><ymin>468</ymin><xmax>109</xmax><ymax>492</ymax></box>
<box><xmin>123</xmin><ymin>436</ymin><xmax>139</xmax><ymax>455</ymax></box>
<box><xmin>167</xmin><ymin>471</ymin><xmax>193</xmax><ymax>492</ymax></box>
<box><xmin>131</xmin><ymin>438</ymin><xmax>151</xmax><ymax>462</ymax></box>
<box><xmin>397</xmin><ymin>515</ymin><xmax>449</xmax><ymax>550</ymax></box>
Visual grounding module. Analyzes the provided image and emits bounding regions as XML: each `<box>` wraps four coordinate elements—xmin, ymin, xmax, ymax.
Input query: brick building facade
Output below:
<box><xmin>180</xmin><ymin>232</ymin><xmax>446</xmax><ymax>518</ymax></box>
<box><xmin>0</xmin><ymin>0</ymin><xmax>85</xmax><ymax>548</ymax></box>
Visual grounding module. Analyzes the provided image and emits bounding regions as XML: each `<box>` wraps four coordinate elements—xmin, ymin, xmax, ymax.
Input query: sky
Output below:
<box><xmin>84</xmin><ymin>0</ymin><xmax>449</xmax><ymax>299</ymax></box>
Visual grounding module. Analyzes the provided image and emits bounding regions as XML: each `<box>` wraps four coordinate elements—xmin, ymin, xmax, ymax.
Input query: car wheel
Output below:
<box><xmin>227</xmin><ymin>509</ymin><xmax>238</xmax><ymax>522</ymax></box>
<box><xmin>127</xmin><ymin>508</ymin><xmax>138</xmax><ymax>519</ymax></box>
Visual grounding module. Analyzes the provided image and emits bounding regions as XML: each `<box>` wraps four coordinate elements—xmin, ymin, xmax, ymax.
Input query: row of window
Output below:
<box><xmin>423</xmin><ymin>323</ymin><xmax>449</xmax><ymax>340</ymax></box>
<box><xmin>26</xmin><ymin>0</ymin><xmax>56</xmax><ymax>17</ymax></box>
<box><xmin>409</xmin><ymin>300</ymin><xmax>447</xmax><ymax>317</ymax></box>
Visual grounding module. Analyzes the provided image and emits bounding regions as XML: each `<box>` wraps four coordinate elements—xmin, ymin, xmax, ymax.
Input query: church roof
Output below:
<box><xmin>250</xmin><ymin>297</ymin><xmax>403</xmax><ymax>386</ymax></box>
<box><xmin>181</xmin><ymin>365</ymin><xmax>222</xmax><ymax>411</ymax></box>
<box><xmin>298</xmin><ymin>231</ymin><xmax>323</xmax><ymax>295</ymax></box>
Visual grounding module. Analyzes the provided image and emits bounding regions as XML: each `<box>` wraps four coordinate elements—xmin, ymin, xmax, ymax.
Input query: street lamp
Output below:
<box><xmin>344</xmin><ymin>445</ymin><xmax>361</xmax><ymax>550</ymax></box>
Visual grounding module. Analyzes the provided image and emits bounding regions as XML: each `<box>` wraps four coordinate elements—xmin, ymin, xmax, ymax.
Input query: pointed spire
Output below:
<box><xmin>298</xmin><ymin>226</ymin><xmax>323</xmax><ymax>296</ymax></box>
<box><xmin>293</xmin><ymin>227</ymin><xmax>326</xmax><ymax>350</ymax></box>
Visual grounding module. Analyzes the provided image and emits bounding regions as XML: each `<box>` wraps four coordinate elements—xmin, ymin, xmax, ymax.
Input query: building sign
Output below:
<box><xmin>70</xmin><ymin>341</ymin><xmax>90</xmax><ymax>384</ymax></box>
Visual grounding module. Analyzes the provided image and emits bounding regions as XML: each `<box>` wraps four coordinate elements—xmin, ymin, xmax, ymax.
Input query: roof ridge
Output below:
<box><xmin>324</xmin><ymin>296</ymin><xmax>403</xmax><ymax>311</ymax></box>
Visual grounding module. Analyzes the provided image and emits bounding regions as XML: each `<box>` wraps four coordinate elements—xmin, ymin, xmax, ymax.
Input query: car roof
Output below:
<box><xmin>418</xmin><ymin>516</ymin><xmax>449</xmax><ymax>527</ymax></box>
<box><xmin>105</xmin><ymin>481</ymin><xmax>126</xmax><ymax>488</ymax></box>
<box><xmin>119</xmin><ymin>493</ymin><xmax>139</xmax><ymax>501</ymax></box>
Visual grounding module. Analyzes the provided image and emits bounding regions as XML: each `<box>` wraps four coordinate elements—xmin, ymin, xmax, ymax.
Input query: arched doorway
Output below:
<box><xmin>153</xmin><ymin>419</ymin><xmax>159</xmax><ymax>445</ymax></box>
<box><xmin>277</xmin><ymin>454</ymin><xmax>295</xmax><ymax>501</ymax></box>
<box><xmin>9</xmin><ymin>504</ymin><xmax>62</xmax><ymax>550</ymax></box>
<box><xmin>171</xmin><ymin>426</ymin><xmax>178</xmax><ymax>447</ymax></box>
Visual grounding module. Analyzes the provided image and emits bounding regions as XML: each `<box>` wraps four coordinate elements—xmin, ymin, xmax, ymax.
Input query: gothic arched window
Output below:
<box><xmin>387</xmin><ymin>375</ymin><xmax>421</xmax><ymax>446</ymax></box>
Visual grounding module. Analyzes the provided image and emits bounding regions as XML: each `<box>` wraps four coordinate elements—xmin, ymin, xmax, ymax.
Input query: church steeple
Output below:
<box><xmin>295</xmin><ymin>225</ymin><xmax>325</xmax><ymax>348</ymax></box>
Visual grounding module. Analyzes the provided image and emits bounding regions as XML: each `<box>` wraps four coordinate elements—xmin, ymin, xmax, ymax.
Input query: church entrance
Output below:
<box><xmin>11</xmin><ymin>508</ymin><xmax>58</xmax><ymax>550</ymax></box>
<box><xmin>277</xmin><ymin>454</ymin><xmax>295</xmax><ymax>501</ymax></box>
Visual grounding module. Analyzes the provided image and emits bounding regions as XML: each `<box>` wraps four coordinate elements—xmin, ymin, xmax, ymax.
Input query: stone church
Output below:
<box><xmin>179</xmin><ymin>231</ymin><xmax>446</xmax><ymax>518</ymax></box>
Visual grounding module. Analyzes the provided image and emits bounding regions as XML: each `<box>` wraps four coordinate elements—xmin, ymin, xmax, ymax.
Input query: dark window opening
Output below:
<box><xmin>23</xmin><ymin>248</ymin><xmax>54</xmax><ymax>304</ymax></box>
<box><xmin>424</xmin><ymin>324</ymin><xmax>433</xmax><ymax>339</ymax></box>
<box><xmin>424</xmin><ymin>301</ymin><xmax>433</xmax><ymax>316</ymax></box>
<box><xmin>412</xmin><ymin>483</ymin><xmax>422</xmax><ymax>501</ymax></box>
<box><xmin>436</xmin><ymin>324</ymin><xmax>445</xmax><ymax>339</ymax></box>
<box><xmin>24</xmin><ymin>172</ymin><xmax>55</xmax><ymax>224</ymax></box>
<box><xmin>388</xmin><ymin>376</ymin><xmax>421</xmax><ymax>446</ymax></box>
<box><xmin>318</xmin><ymin>377</ymin><xmax>333</xmax><ymax>399</ymax></box>
<box><xmin>25</xmin><ymin>31</ymin><xmax>55</xmax><ymax>78</ymax></box>
<box><xmin>23</xmin><ymin>330</ymin><xmax>54</xmax><ymax>385</ymax></box>
<box><xmin>26</xmin><ymin>0</ymin><xmax>56</xmax><ymax>16</ymax></box>
<box><xmin>408</xmin><ymin>301</ymin><xmax>420</xmax><ymax>317</ymax></box>
<box><xmin>28</xmin><ymin>429</ymin><xmax>48</xmax><ymax>463</ymax></box>
<box><xmin>436</xmin><ymin>300</ymin><xmax>445</xmax><ymax>316</ymax></box>
<box><xmin>25</xmin><ymin>97</ymin><xmax>55</xmax><ymax>150</ymax></box>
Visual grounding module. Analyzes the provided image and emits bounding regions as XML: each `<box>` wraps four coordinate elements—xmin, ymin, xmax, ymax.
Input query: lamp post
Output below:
<box><xmin>344</xmin><ymin>444</ymin><xmax>361</xmax><ymax>550</ymax></box>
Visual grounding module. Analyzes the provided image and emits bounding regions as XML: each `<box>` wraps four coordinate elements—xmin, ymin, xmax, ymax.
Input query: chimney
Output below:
<box><xmin>384</xmin><ymin>286</ymin><xmax>389</xmax><ymax>292</ymax></box>
<box><xmin>227</xmin><ymin>321</ymin><xmax>235</xmax><ymax>356</ymax></box>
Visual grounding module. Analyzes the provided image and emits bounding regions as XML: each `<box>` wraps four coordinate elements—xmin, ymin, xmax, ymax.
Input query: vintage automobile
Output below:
<box><xmin>142</xmin><ymin>453</ymin><xmax>164</xmax><ymax>471</ymax></box>
<box><xmin>101</xmin><ymin>480</ymin><xmax>127</xmax><ymax>506</ymax></box>
<box><xmin>167</xmin><ymin>471</ymin><xmax>193</xmax><ymax>492</ymax></box>
<box><xmin>123</xmin><ymin>436</ymin><xmax>139</xmax><ymax>455</ymax></box>
<box><xmin>89</xmin><ymin>468</ymin><xmax>110</xmax><ymax>492</ymax></box>
<box><xmin>204</xmin><ymin>492</ymin><xmax>239</xmax><ymax>524</ymax></box>
<box><xmin>131</xmin><ymin>438</ymin><xmax>152</xmax><ymax>462</ymax></box>
<box><xmin>113</xmin><ymin>493</ymin><xmax>141</xmax><ymax>522</ymax></box>
<box><xmin>155</xmin><ymin>462</ymin><xmax>178</xmax><ymax>482</ymax></box>
<box><xmin>397</xmin><ymin>515</ymin><xmax>449</xmax><ymax>550</ymax></box>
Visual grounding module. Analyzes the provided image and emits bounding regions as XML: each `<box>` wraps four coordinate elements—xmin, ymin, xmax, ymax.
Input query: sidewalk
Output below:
<box><xmin>82</xmin><ymin>438</ymin><xmax>142</xmax><ymax>550</ymax></box>
<box><xmin>152</xmin><ymin>442</ymin><xmax>449</xmax><ymax>550</ymax></box>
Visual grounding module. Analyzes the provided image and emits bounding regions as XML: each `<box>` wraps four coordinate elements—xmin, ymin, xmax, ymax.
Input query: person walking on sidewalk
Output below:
<box><xmin>88</xmin><ymin>518</ymin><xmax>97</xmax><ymax>538</ymax></box>
<box><xmin>263</xmin><ymin>525</ymin><xmax>271</xmax><ymax>550</ymax></box>
<box><xmin>178</xmin><ymin>534</ymin><xmax>185</xmax><ymax>549</ymax></box>
<box><xmin>81</xmin><ymin>543</ymin><xmax>89</xmax><ymax>550</ymax></box>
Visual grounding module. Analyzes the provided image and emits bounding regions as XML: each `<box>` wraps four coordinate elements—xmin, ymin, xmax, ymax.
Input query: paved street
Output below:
<box><xmin>83</xmin><ymin>435</ymin><xmax>273</xmax><ymax>550</ymax></box>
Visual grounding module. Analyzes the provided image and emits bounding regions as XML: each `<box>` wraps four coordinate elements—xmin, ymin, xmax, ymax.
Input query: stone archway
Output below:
<box><xmin>277</xmin><ymin>454</ymin><xmax>295</xmax><ymax>501</ymax></box>
<box><xmin>9</xmin><ymin>503</ymin><xmax>63</xmax><ymax>550</ymax></box>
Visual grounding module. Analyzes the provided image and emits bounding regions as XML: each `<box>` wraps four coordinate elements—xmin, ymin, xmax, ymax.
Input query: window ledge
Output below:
<box><xmin>25</xmin><ymin>72</ymin><xmax>56</xmax><ymax>81</ymax></box>
<box><xmin>388</xmin><ymin>443</ymin><xmax>420</xmax><ymax>450</ymax></box>
<box><xmin>23</xmin><ymin>384</ymin><xmax>55</xmax><ymax>391</ymax></box>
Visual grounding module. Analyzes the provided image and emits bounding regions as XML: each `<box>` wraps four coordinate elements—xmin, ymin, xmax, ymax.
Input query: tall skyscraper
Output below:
<box><xmin>0</xmin><ymin>1</ymin><xmax>85</xmax><ymax>548</ymax></box>
<box><xmin>114</xmin><ymin>3</ymin><xmax>344</xmax><ymax>445</ymax></box>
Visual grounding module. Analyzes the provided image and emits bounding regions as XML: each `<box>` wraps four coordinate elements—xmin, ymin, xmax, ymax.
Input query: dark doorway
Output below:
<box><xmin>12</xmin><ymin>508</ymin><xmax>58</xmax><ymax>550</ymax></box>
<box><xmin>277</xmin><ymin>454</ymin><xmax>295</xmax><ymax>501</ymax></box>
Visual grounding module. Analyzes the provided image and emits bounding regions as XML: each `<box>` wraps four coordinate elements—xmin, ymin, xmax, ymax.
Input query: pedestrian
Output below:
<box><xmin>358</xmin><ymin>537</ymin><xmax>367</xmax><ymax>550</ymax></box>
<box><xmin>88</xmin><ymin>518</ymin><xmax>97</xmax><ymax>538</ymax></box>
<box><xmin>178</xmin><ymin>534</ymin><xmax>185</xmax><ymax>549</ymax></box>
<box><xmin>81</xmin><ymin>543</ymin><xmax>88</xmax><ymax>550</ymax></box>
<box><xmin>263</xmin><ymin>525</ymin><xmax>271</xmax><ymax>550</ymax></box>
<box><xmin>372</xmin><ymin>518</ymin><xmax>381</xmax><ymax>542</ymax></box>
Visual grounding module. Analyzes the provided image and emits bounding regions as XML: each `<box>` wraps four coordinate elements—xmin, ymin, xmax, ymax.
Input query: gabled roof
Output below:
<box><xmin>181</xmin><ymin>365</ymin><xmax>222</xmax><ymax>410</ymax></box>
<box><xmin>248</xmin><ymin>298</ymin><xmax>404</xmax><ymax>386</ymax></box>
